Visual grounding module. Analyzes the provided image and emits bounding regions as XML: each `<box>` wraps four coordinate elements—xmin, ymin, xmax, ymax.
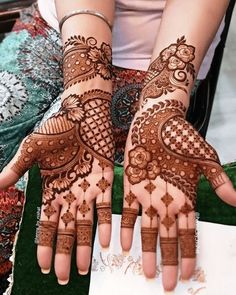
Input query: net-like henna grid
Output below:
<box><xmin>121</xmin><ymin>208</ymin><xmax>139</xmax><ymax>228</ymax></box>
<box><xmin>141</xmin><ymin>227</ymin><xmax>158</xmax><ymax>252</ymax></box>
<box><xmin>76</xmin><ymin>220</ymin><xmax>93</xmax><ymax>247</ymax></box>
<box><xmin>160</xmin><ymin>237</ymin><xmax>178</xmax><ymax>265</ymax></box>
<box><xmin>179</xmin><ymin>228</ymin><xmax>196</xmax><ymax>258</ymax></box>
<box><xmin>96</xmin><ymin>202</ymin><xmax>112</xmax><ymax>225</ymax></box>
<box><xmin>36</xmin><ymin>221</ymin><xmax>57</xmax><ymax>247</ymax></box>
<box><xmin>56</xmin><ymin>229</ymin><xmax>75</xmax><ymax>254</ymax></box>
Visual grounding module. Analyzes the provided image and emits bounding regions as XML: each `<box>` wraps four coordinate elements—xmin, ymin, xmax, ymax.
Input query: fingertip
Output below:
<box><xmin>120</xmin><ymin>228</ymin><xmax>133</xmax><ymax>252</ymax></box>
<box><xmin>98</xmin><ymin>223</ymin><xmax>111</xmax><ymax>248</ymax></box>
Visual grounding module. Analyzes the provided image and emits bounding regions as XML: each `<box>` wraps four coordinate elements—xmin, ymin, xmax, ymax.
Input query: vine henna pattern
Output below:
<box><xmin>141</xmin><ymin>36</ymin><xmax>196</xmax><ymax>105</ymax></box>
<box><xmin>63</xmin><ymin>35</ymin><xmax>112</xmax><ymax>89</ymax></box>
<box><xmin>13</xmin><ymin>89</ymin><xmax>114</xmax><ymax>251</ymax></box>
<box><xmin>124</xmin><ymin>99</ymin><xmax>225</xmax><ymax>264</ymax></box>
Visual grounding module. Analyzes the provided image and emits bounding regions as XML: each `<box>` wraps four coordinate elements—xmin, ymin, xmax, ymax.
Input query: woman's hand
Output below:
<box><xmin>121</xmin><ymin>98</ymin><xmax>236</xmax><ymax>291</ymax></box>
<box><xmin>0</xmin><ymin>88</ymin><xmax>114</xmax><ymax>284</ymax></box>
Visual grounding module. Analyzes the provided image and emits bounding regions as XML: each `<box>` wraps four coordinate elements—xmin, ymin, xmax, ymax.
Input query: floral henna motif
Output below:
<box><xmin>56</xmin><ymin>228</ymin><xmax>75</xmax><ymax>254</ymax></box>
<box><xmin>141</xmin><ymin>227</ymin><xmax>158</xmax><ymax>252</ymax></box>
<box><xmin>12</xmin><ymin>90</ymin><xmax>114</xmax><ymax>225</ymax></box>
<box><xmin>36</xmin><ymin>221</ymin><xmax>57</xmax><ymax>247</ymax></box>
<box><xmin>179</xmin><ymin>228</ymin><xmax>196</xmax><ymax>258</ymax></box>
<box><xmin>140</xmin><ymin>36</ymin><xmax>196</xmax><ymax>104</ymax></box>
<box><xmin>160</xmin><ymin>237</ymin><xmax>178</xmax><ymax>265</ymax></box>
<box><xmin>63</xmin><ymin>35</ymin><xmax>112</xmax><ymax>89</ymax></box>
<box><xmin>76</xmin><ymin>220</ymin><xmax>93</xmax><ymax>247</ymax></box>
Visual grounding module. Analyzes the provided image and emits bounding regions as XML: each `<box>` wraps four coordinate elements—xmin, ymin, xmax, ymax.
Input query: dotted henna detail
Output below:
<box><xmin>63</xmin><ymin>35</ymin><xmax>112</xmax><ymax>89</ymax></box>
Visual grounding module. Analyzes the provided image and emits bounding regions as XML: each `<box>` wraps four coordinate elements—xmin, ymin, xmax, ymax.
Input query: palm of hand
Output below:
<box><xmin>122</xmin><ymin>99</ymin><xmax>228</xmax><ymax>286</ymax></box>
<box><xmin>3</xmin><ymin>89</ymin><xmax>114</xmax><ymax>279</ymax></box>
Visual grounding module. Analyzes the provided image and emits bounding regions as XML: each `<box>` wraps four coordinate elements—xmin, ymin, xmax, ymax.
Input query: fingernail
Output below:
<box><xmin>181</xmin><ymin>279</ymin><xmax>189</xmax><ymax>284</ymax></box>
<box><xmin>58</xmin><ymin>279</ymin><xmax>69</xmax><ymax>285</ymax></box>
<box><xmin>101</xmin><ymin>246</ymin><xmax>109</xmax><ymax>253</ymax></box>
<box><xmin>78</xmin><ymin>269</ymin><xmax>89</xmax><ymax>275</ymax></box>
<box><xmin>164</xmin><ymin>291</ymin><xmax>174</xmax><ymax>295</ymax></box>
<box><xmin>41</xmin><ymin>268</ymin><xmax>50</xmax><ymax>274</ymax></box>
<box><xmin>145</xmin><ymin>277</ymin><xmax>156</xmax><ymax>282</ymax></box>
<box><xmin>122</xmin><ymin>250</ymin><xmax>130</xmax><ymax>256</ymax></box>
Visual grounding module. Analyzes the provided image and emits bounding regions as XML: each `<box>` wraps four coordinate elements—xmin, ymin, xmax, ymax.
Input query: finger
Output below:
<box><xmin>76</xmin><ymin>200</ymin><xmax>94</xmax><ymax>275</ymax></box>
<box><xmin>159</xmin><ymin>211</ymin><xmax>178</xmax><ymax>292</ymax></box>
<box><xmin>178</xmin><ymin>209</ymin><xmax>196</xmax><ymax>282</ymax></box>
<box><xmin>37</xmin><ymin>194</ymin><xmax>60</xmax><ymax>274</ymax></box>
<box><xmin>120</xmin><ymin>185</ymin><xmax>139</xmax><ymax>252</ymax></box>
<box><xmin>96</xmin><ymin>190</ymin><xmax>112</xmax><ymax>249</ymax></box>
<box><xmin>0</xmin><ymin>135</ymin><xmax>36</xmax><ymax>189</ymax></box>
<box><xmin>214</xmin><ymin>172</ymin><xmax>236</xmax><ymax>206</ymax></box>
<box><xmin>141</xmin><ymin>206</ymin><xmax>158</xmax><ymax>279</ymax></box>
<box><xmin>54</xmin><ymin>196</ymin><xmax>76</xmax><ymax>285</ymax></box>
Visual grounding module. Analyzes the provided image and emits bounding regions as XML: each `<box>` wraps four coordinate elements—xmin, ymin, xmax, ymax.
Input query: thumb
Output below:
<box><xmin>0</xmin><ymin>135</ymin><xmax>36</xmax><ymax>190</ymax></box>
<box><xmin>215</xmin><ymin>171</ymin><xmax>236</xmax><ymax>207</ymax></box>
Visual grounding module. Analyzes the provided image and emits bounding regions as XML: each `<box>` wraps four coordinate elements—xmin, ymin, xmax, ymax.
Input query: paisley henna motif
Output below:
<box><xmin>141</xmin><ymin>36</ymin><xmax>196</xmax><ymax>105</ymax></box>
<box><xmin>63</xmin><ymin>35</ymin><xmax>112</xmax><ymax>88</ymax></box>
<box><xmin>76</xmin><ymin>220</ymin><xmax>93</xmax><ymax>247</ymax></box>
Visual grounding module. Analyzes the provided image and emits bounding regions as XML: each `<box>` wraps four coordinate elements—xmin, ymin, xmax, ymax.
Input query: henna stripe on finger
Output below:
<box><xmin>179</xmin><ymin>228</ymin><xmax>196</xmax><ymax>259</ymax></box>
<box><xmin>76</xmin><ymin>220</ymin><xmax>93</xmax><ymax>247</ymax></box>
<box><xmin>96</xmin><ymin>202</ymin><xmax>112</xmax><ymax>225</ymax></box>
<box><xmin>160</xmin><ymin>237</ymin><xmax>178</xmax><ymax>266</ymax></box>
<box><xmin>56</xmin><ymin>228</ymin><xmax>75</xmax><ymax>255</ymax></box>
<box><xmin>121</xmin><ymin>208</ymin><xmax>138</xmax><ymax>228</ymax></box>
<box><xmin>36</xmin><ymin>221</ymin><xmax>57</xmax><ymax>248</ymax></box>
<box><xmin>141</xmin><ymin>227</ymin><xmax>158</xmax><ymax>252</ymax></box>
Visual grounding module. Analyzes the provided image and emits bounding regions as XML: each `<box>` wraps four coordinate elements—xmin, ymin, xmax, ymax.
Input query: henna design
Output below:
<box><xmin>141</xmin><ymin>227</ymin><xmax>158</xmax><ymax>252</ymax></box>
<box><xmin>127</xmin><ymin>99</ymin><xmax>224</xmax><ymax>205</ymax></box>
<box><xmin>96</xmin><ymin>202</ymin><xmax>112</xmax><ymax>225</ymax></box>
<box><xmin>63</xmin><ymin>35</ymin><xmax>112</xmax><ymax>88</ymax></box>
<box><xmin>125</xmin><ymin>191</ymin><xmax>137</xmax><ymax>207</ymax></box>
<box><xmin>121</xmin><ymin>208</ymin><xmax>138</xmax><ymax>228</ymax></box>
<box><xmin>141</xmin><ymin>36</ymin><xmax>196</xmax><ymax>104</ymax></box>
<box><xmin>76</xmin><ymin>220</ymin><xmax>93</xmax><ymax>247</ymax></box>
<box><xmin>125</xmin><ymin>98</ymin><xmax>225</xmax><ymax>263</ymax></box>
<box><xmin>179</xmin><ymin>228</ymin><xmax>196</xmax><ymax>258</ymax></box>
<box><xmin>160</xmin><ymin>237</ymin><xmax>178</xmax><ymax>265</ymax></box>
<box><xmin>56</xmin><ymin>228</ymin><xmax>75</xmax><ymax>254</ymax></box>
<box><xmin>61</xmin><ymin>192</ymin><xmax>76</xmax><ymax>227</ymax></box>
<box><xmin>36</xmin><ymin>221</ymin><xmax>57</xmax><ymax>247</ymax></box>
<box><xmin>12</xmin><ymin>90</ymin><xmax>114</xmax><ymax>223</ymax></box>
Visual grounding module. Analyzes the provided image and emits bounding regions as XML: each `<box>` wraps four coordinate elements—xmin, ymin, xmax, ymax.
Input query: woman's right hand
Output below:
<box><xmin>0</xmin><ymin>88</ymin><xmax>115</xmax><ymax>284</ymax></box>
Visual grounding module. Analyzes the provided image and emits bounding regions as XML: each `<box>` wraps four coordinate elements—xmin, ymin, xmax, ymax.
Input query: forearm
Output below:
<box><xmin>55</xmin><ymin>0</ymin><xmax>115</xmax><ymax>96</ymax></box>
<box><xmin>141</xmin><ymin>0</ymin><xmax>229</xmax><ymax>108</ymax></box>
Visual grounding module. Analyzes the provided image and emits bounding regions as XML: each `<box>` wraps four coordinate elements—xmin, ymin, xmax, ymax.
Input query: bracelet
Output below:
<box><xmin>59</xmin><ymin>9</ymin><xmax>112</xmax><ymax>32</ymax></box>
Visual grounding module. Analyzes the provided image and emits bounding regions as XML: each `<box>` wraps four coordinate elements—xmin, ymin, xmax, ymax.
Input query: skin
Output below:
<box><xmin>121</xmin><ymin>0</ymin><xmax>236</xmax><ymax>293</ymax></box>
<box><xmin>0</xmin><ymin>0</ymin><xmax>236</xmax><ymax>291</ymax></box>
